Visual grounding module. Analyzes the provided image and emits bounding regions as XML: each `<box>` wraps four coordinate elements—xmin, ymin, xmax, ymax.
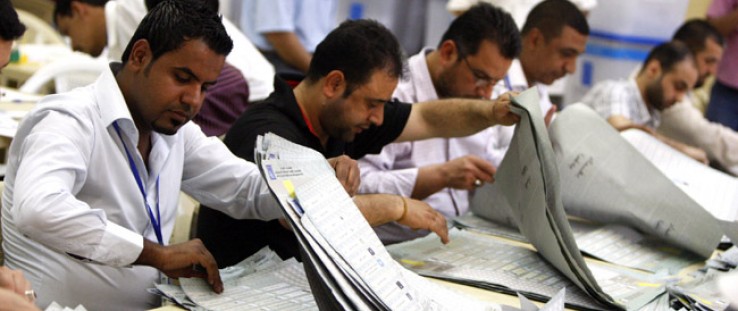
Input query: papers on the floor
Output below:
<box><xmin>548</xmin><ymin>104</ymin><xmax>723</xmax><ymax>258</ymax></box>
<box><xmin>255</xmin><ymin>132</ymin><xmax>503</xmax><ymax>311</ymax></box>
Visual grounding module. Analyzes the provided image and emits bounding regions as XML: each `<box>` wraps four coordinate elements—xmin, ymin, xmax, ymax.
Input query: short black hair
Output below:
<box><xmin>145</xmin><ymin>0</ymin><xmax>218</xmax><ymax>12</ymax></box>
<box><xmin>305</xmin><ymin>19</ymin><xmax>404</xmax><ymax>97</ymax></box>
<box><xmin>673</xmin><ymin>19</ymin><xmax>724</xmax><ymax>54</ymax></box>
<box><xmin>439</xmin><ymin>2</ymin><xmax>520</xmax><ymax>59</ymax></box>
<box><xmin>0</xmin><ymin>0</ymin><xmax>26</xmax><ymax>40</ymax></box>
<box><xmin>640</xmin><ymin>41</ymin><xmax>694</xmax><ymax>74</ymax></box>
<box><xmin>54</xmin><ymin>0</ymin><xmax>108</xmax><ymax>18</ymax></box>
<box><xmin>521</xmin><ymin>0</ymin><xmax>589</xmax><ymax>40</ymax></box>
<box><xmin>121</xmin><ymin>0</ymin><xmax>232</xmax><ymax>64</ymax></box>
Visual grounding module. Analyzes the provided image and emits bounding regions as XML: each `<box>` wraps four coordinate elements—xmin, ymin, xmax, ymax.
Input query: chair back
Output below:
<box><xmin>19</xmin><ymin>54</ymin><xmax>107</xmax><ymax>95</ymax></box>
<box><xmin>16</xmin><ymin>9</ymin><xmax>65</xmax><ymax>45</ymax></box>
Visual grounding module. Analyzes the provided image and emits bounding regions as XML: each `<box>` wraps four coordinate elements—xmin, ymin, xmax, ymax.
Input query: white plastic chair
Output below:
<box><xmin>19</xmin><ymin>54</ymin><xmax>107</xmax><ymax>94</ymax></box>
<box><xmin>16</xmin><ymin>9</ymin><xmax>65</xmax><ymax>46</ymax></box>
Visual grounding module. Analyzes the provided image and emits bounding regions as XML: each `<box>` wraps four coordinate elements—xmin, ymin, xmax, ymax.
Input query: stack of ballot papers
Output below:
<box><xmin>253</xmin><ymin>132</ymin><xmax>504</xmax><ymax>310</ymax></box>
<box><xmin>391</xmin><ymin>88</ymin><xmax>733</xmax><ymax>310</ymax></box>
<box><xmin>154</xmin><ymin>247</ymin><xmax>318</xmax><ymax>310</ymax></box>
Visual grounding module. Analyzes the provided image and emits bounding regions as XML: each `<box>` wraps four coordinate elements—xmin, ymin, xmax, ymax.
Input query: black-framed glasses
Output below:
<box><xmin>462</xmin><ymin>57</ymin><xmax>496</xmax><ymax>89</ymax></box>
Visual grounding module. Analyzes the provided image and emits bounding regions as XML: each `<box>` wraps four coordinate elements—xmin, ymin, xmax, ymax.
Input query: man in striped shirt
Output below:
<box><xmin>581</xmin><ymin>41</ymin><xmax>708</xmax><ymax>163</ymax></box>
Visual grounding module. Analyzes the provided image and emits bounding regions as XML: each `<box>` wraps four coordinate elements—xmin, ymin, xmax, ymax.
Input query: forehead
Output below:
<box><xmin>154</xmin><ymin>39</ymin><xmax>225</xmax><ymax>81</ymax></box>
<box><xmin>665</xmin><ymin>59</ymin><xmax>698</xmax><ymax>84</ymax></box>
<box><xmin>351</xmin><ymin>69</ymin><xmax>399</xmax><ymax>99</ymax></box>
<box><xmin>469</xmin><ymin>40</ymin><xmax>512</xmax><ymax>74</ymax></box>
<box><xmin>548</xmin><ymin>25</ymin><xmax>587</xmax><ymax>52</ymax></box>
<box><xmin>698</xmin><ymin>38</ymin><xmax>724</xmax><ymax>59</ymax></box>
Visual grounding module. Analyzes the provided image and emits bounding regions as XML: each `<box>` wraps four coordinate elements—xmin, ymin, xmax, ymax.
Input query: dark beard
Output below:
<box><xmin>644</xmin><ymin>80</ymin><xmax>666</xmax><ymax>111</ymax></box>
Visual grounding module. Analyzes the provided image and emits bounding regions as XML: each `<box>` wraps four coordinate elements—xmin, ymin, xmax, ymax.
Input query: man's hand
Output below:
<box><xmin>397</xmin><ymin>198</ymin><xmax>450</xmax><ymax>244</ymax></box>
<box><xmin>679</xmin><ymin>144</ymin><xmax>709</xmax><ymax>165</ymax></box>
<box><xmin>492</xmin><ymin>92</ymin><xmax>521</xmax><ymax>126</ymax></box>
<box><xmin>354</xmin><ymin>194</ymin><xmax>448</xmax><ymax>243</ymax></box>
<box><xmin>0</xmin><ymin>289</ymin><xmax>39</xmax><ymax>311</ymax></box>
<box><xmin>440</xmin><ymin>155</ymin><xmax>496</xmax><ymax>189</ymax></box>
<box><xmin>135</xmin><ymin>239</ymin><xmax>223</xmax><ymax>293</ymax></box>
<box><xmin>0</xmin><ymin>266</ymin><xmax>35</xmax><ymax>302</ymax></box>
<box><xmin>544</xmin><ymin>105</ymin><xmax>557</xmax><ymax>127</ymax></box>
<box><xmin>328</xmin><ymin>155</ymin><xmax>360</xmax><ymax>196</ymax></box>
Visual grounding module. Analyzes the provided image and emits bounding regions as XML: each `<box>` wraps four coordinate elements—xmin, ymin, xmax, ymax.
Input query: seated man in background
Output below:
<box><xmin>357</xmin><ymin>3</ymin><xmax>520</xmax><ymax>244</ymax></box>
<box><xmin>196</xmin><ymin>19</ymin><xmax>520</xmax><ymax>266</ymax></box>
<box><xmin>54</xmin><ymin>0</ymin><xmax>146</xmax><ymax>61</ymax></box>
<box><xmin>657</xmin><ymin>20</ymin><xmax>738</xmax><ymax>175</ymax></box>
<box><xmin>240</xmin><ymin>0</ymin><xmax>336</xmax><ymax>76</ymax></box>
<box><xmin>487</xmin><ymin>0</ymin><xmax>589</xmax><ymax>167</ymax></box>
<box><xmin>54</xmin><ymin>0</ymin><xmax>274</xmax><ymax>103</ymax></box>
<box><xmin>581</xmin><ymin>41</ymin><xmax>707</xmax><ymax>164</ymax></box>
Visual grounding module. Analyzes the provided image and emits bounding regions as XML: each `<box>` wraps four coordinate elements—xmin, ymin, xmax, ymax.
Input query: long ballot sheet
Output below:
<box><xmin>254</xmin><ymin>133</ymin><xmax>503</xmax><ymax>311</ymax></box>
<box><xmin>548</xmin><ymin>104</ymin><xmax>723</xmax><ymax>257</ymax></box>
<box><xmin>465</xmin><ymin>89</ymin><xmax>672</xmax><ymax>310</ymax></box>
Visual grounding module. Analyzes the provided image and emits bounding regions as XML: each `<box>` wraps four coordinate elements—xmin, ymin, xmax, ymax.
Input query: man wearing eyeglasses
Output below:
<box><xmin>357</xmin><ymin>3</ymin><xmax>522</xmax><ymax>244</ymax></box>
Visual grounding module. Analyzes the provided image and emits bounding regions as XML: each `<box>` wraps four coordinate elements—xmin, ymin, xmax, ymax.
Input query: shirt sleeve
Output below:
<box><xmin>253</xmin><ymin>0</ymin><xmax>296</xmax><ymax>33</ymax></box>
<box><xmin>179</xmin><ymin>124</ymin><xmax>282</xmax><ymax>221</ymax></box>
<box><xmin>357</xmin><ymin>142</ymin><xmax>418</xmax><ymax>197</ymax></box>
<box><xmin>348</xmin><ymin>100</ymin><xmax>412</xmax><ymax>157</ymax></box>
<box><xmin>657</xmin><ymin>100</ymin><xmax>738</xmax><ymax>174</ymax></box>
<box><xmin>11</xmin><ymin>110</ymin><xmax>143</xmax><ymax>267</ymax></box>
<box><xmin>583</xmin><ymin>82</ymin><xmax>631</xmax><ymax>120</ymax></box>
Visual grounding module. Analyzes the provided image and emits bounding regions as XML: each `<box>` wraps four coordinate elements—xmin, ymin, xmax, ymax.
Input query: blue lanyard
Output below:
<box><xmin>503</xmin><ymin>75</ymin><xmax>512</xmax><ymax>91</ymax></box>
<box><xmin>112</xmin><ymin>121</ymin><xmax>163</xmax><ymax>245</ymax></box>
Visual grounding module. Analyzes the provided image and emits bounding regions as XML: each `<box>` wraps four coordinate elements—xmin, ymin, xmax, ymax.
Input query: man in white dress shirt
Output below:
<box><xmin>54</xmin><ymin>0</ymin><xmax>275</xmax><ymax>101</ymax></box>
<box><xmin>487</xmin><ymin>0</ymin><xmax>590</xmax><ymax>166</ymax></box>
<box><xmin>357</xmin><ymin>3</ymin><xmax>521</xmax><ymax>244</ymax></box>
<box><xmin>2</xmin><ymin>2</ymin><xmax>282</xmax><ymax>309</ymax></box>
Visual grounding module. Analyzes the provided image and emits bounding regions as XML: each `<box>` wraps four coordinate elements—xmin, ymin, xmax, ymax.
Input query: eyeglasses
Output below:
<box><xmin>462</xmin><ymin>57</ymin><xmax>497</xmax><ymax>89</ymax></box>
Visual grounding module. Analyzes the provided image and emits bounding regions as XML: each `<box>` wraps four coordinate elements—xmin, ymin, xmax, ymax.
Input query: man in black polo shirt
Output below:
<box><xmin>197</xmin><ymin>19</ymin><xmax>520</xmax><ymax>266</ymax></box>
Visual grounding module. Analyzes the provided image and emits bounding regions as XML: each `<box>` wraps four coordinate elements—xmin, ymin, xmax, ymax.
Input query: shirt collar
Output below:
<box><xmin>411</xmin><ymin>48</ymin><xmax>440</xmax><ymax>102</ymax></box>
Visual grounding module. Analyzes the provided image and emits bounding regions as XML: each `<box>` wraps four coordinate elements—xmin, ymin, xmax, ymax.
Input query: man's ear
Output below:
<box><xmin>527</xmin><ymin>28</ymin><xmax>544</xmax><ymax>50</ymax></box>
<box><xmin>644</xmin><ymin>60</ymin><xmax>662</xmax><ymax>79</ymax></box>
<box><xmin>323</xmin><ymin>70</ymin><xmax>346</xmax><ymax>100</ymax></box>
<box><xmin>438</xmin><ymin>40</ymin><xmax>460</xmax><ymax>66</ymax></box>
<box><xmin>70</xmin><ymin>1</ymin><xmax>87</xmax><ymax>18</ymax></box>
<box><xmin>127</xmin><ymin>39</ymin><xmax>151</xmax><ymax>72</ymax></box>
